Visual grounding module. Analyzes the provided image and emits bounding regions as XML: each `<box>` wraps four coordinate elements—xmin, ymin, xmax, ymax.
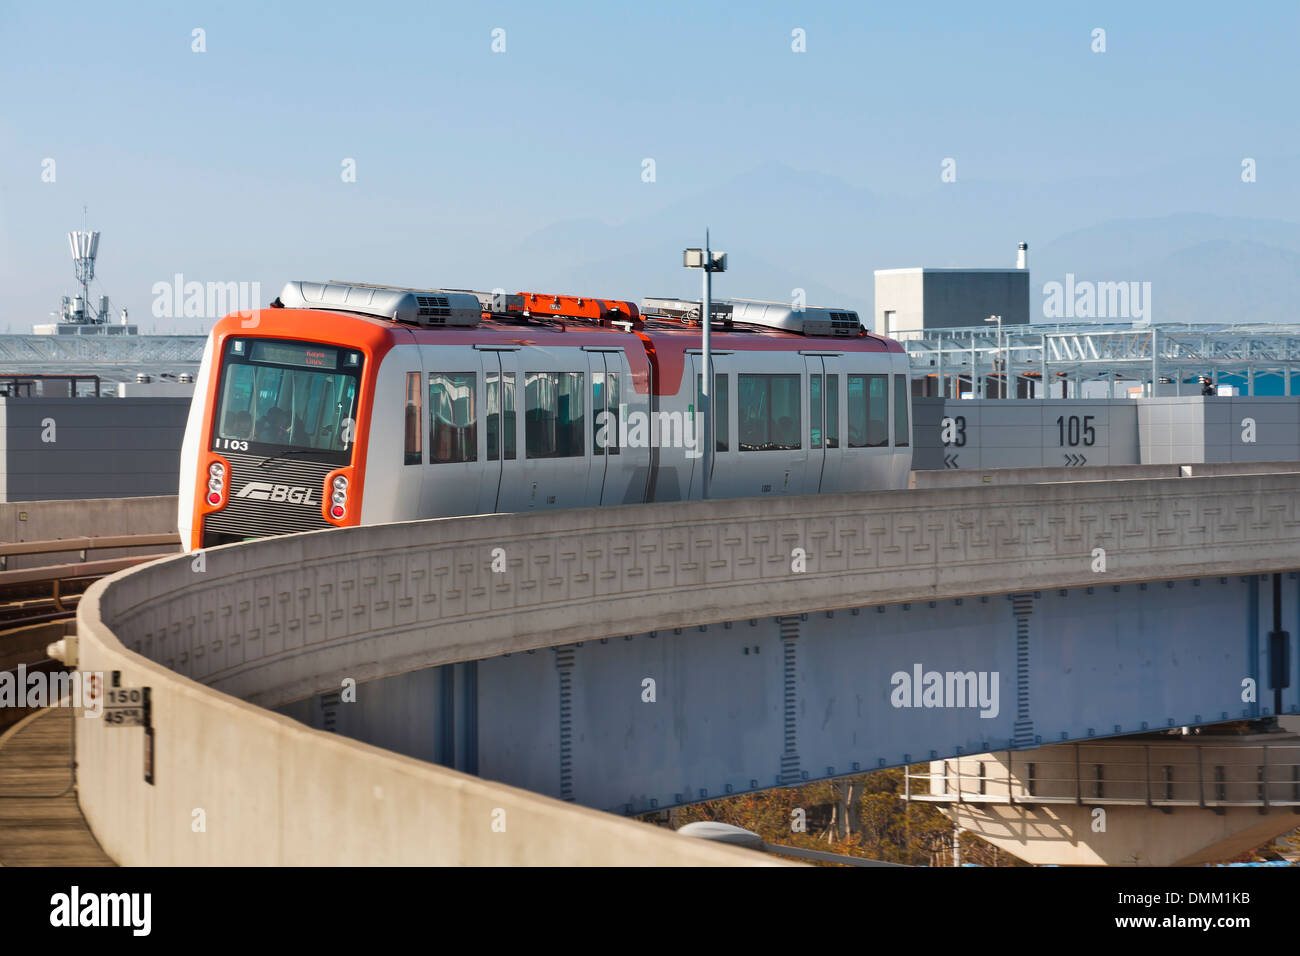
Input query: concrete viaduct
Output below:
<box><xmin>66</xmin><ymin>464</ymin><xmax>1300</xmax><ymax>864</ymax></box>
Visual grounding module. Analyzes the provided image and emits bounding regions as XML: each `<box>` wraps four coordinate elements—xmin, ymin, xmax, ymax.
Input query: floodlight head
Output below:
<box><xmin>710</xmin><ymin>251</ymin><xmax>727</xmax><ymax>272</ymax></box>
<box><xmin>683</xmin><ymin>248</ymin><xmax>705</xmax><ymax>269</ymax></box>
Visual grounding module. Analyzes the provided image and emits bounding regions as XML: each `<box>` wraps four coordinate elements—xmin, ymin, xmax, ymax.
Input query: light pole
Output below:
<box><xmin>984</xmin><ymin>314</ymin><xmax>1003</xmax><ymax>398</ymax></box>
<box><xmin>683</xmin><ymin>233</ymin><xmax>726</xmax><ymax>498</ymax></box>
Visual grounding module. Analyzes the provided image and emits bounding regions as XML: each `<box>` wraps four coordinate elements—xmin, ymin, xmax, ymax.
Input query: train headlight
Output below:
<box><xmin>327</xmin><ymin>472</ymin><xmax>349</xmax><ymax>520</ymax></box>
<box><xmin>206</xmin><ymin>459</ymin><xmax>226</xmax><ymax>506</ymax></box>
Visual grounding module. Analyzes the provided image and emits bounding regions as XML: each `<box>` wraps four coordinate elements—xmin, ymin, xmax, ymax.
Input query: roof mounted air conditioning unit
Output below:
<box><xmin>641</xmin><ymin>297</ymin><xmax>733</xmax><ymax>324</ymax></box>
<box><xmin>442</xmin><ymin>289</ymin><xmax>526</xmax><ymax>314</ymax></box>
<box><xmin>277</xmin><ymin>281</ymin><xmax>482</xmax><ymax>327</ymax></box>
<box><xmin>729</xmin><ymin>299</ymin><xmax>862</xmax><ymax>337</ymax></box>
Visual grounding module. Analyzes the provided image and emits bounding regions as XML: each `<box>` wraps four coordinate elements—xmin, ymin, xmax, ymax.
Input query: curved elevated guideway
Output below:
<box><xmin>70</xmin><ymin>468</ymin><xmax>1300</xmax><ymax>864</ymax></box>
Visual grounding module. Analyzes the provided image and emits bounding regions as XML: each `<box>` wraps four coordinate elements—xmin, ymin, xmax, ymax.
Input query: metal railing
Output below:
<box><xmin>904</xmin><ymin>741</ymin><xmax>1300</xmax><ymax>812</ymax></box>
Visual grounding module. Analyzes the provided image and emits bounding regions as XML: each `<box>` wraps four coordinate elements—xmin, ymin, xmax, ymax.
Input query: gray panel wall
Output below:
<box><xmin>0</xmin><ymin>397</ymin><xmax>191</xmax><ymax>502</ymax></box>
<box><xmin>1139</xmin><ymin>397</ymin><xmax>1300</xmax><ymax>465</ymax></box>
<box><xmin>914</xmin><ymin>398</ymin><xmax>1140</xmax><ymax>470</ymax></box>
<box><xmin>875</xmin><ymin>270</ymin><xmax>1030</xmax><ymax>334</ymax></box>
<box><xmin>921</xmin><ymin>270</ymin><xmax>1029</xmax><ymax>330</ymax></box>
<box><xmin>914</xmin><ymin>396</ymin><xmax>1300</xmax><ymax>471</ymax></box>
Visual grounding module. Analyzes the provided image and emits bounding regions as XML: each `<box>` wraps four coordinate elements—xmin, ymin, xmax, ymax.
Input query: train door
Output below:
<box><xmin>841</xmin><ymin>362</ymin><xmax>893</xmax><ymax>493</ymax></box>
<box><xmin>734</xmin><ymin>352</ymin><xmax>807</xmax><ymax>496</ymax></box>
<box><xmin>681</xmin><ymin>353</ymin><xmax>701</xmax><ymax>499</ymax></box>
<box><xmin>684</xmin><ymin>352</ymin><xmax>734</xmax><ymax>498</ymax></box>
<box><xmin>420</xmin><ymin>345</ymin><xmax>491</xmax><ymax>518</ymax></box>
<box><xmin>804</xmin><ymin>355</ymin><xmax>827</xmax><ymax>493</ymax></box>
<box><xmin>703</xmin><ymin>356</ymin><xmax>733</xmax><ymax>498</ymax></box>
<box><xmin>803</xmin><ymin>353</ymin><xmax>845</xmax><ymax>493</ymax></box>
<box><xmin>377</xmin><ymin>338</ymin><xmax>426</xmax><ymax>523</ymax></box>
<box><xmin>517</xmin><ymin>347</ymin><xmax>594</xmax><ymax>510</ymax></box>
<box><xmin>821</xmin><ymin>354</ymin><xmax>846</xmax><ymax>492</ymax></box>
<box><xmin>480</xmin><ymin>346</ymin><xmax>522</xmax><ymax>513</ymax></box>
<box><xmin>586</xmin><ymin>348</ymin><xmax>649</xmax><ymax>506</ymax></box>
<box><xmin>586</xmin><ymin>349</ymin><xmax>614</xmax><ymax>505</ymax></box>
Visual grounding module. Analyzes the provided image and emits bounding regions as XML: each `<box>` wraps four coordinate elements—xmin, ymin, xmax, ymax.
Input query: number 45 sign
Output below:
<box><xmin>104</xmin><ymin>686</ymin><xmax>147</xmax><ymax>726</ymax></box>
<box><xmin>102</xmin><ymin>672</ymin><xmax>155</xmax><ymax>786</ymax></box>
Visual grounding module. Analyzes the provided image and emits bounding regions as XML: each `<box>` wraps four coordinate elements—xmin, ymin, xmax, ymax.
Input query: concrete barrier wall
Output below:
<box><xmin>73</xmin><ymin>609</ymin><xmax>769</xmax><ymax>865</ymax></box>
<box><xmin>910</xmin><ymin>461</ymin><xmax>1300</xmax><ymax>489</ymax></box>
<box><xmin>0</xmin><ymin>495</ymin><xmax>178</xmax><ymax>569</ymax></box>
<box><xmin>93</xmin><ymin>475</ymin><xmax>1300</xmax><ymax>714</ymax></box>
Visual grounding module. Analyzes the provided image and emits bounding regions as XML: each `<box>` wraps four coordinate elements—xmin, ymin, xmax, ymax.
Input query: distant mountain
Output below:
<box><xmin>507</xmin><ymin>163</ymin><xmax>886</xmax><ymax>312</ymax></box>
<box><xmin>1034</xmin><ymin>216</ymin><xmax>1300</xmax><ymax>324</ymax></box>
<box><xmin>509</xmin><ymin>164</ymin><xmax>1300</xmax><ymax>327</ymax></box>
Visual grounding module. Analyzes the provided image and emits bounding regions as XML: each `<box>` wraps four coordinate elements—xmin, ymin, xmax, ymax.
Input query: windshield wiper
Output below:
<box><xmin>256</xmin><ymin>447</ymin><xmax>341</xmax><ymax>469</ymax></box>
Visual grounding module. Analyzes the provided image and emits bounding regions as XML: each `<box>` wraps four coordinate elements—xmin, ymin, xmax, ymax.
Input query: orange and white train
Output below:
<box><xmin>178</xmin><ymin>281</ymin><xmax>912</xmax><ymax>551</ymax></box>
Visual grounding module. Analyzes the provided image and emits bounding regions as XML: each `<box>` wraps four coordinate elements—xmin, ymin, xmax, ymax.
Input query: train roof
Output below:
<box><xmin>211</xmin><ymin>281</ymin><xmax>903</xmax><ymax>397</ymax></box>
<box><xmin>267</xmin><ymin>280</ymin><xmax>900</xmax><ymax>352</ymax></box>
<box><xmin>234</xmin><ymin>304</ymin><xmax>902</xmax><ymax>352</ymax></box>
<box><xmin>211</xmin><ymin>306</ymin><xmax>903</xmax><ymax>398</ymax></box>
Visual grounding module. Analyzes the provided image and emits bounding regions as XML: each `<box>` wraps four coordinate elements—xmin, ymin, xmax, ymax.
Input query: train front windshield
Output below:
<box><xmin>213</xmin><ymin>338</ymin><xmax>363</xmax><ymax>463</ymax></box>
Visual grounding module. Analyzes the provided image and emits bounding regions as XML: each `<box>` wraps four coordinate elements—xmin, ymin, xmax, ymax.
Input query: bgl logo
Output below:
<box><xmin>236</xmin><ymin>481</ymin><xmax>319</xmax><ymax>505</ymax></box>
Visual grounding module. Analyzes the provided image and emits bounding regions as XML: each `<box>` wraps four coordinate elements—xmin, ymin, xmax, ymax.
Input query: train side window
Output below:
<box><xmin>826</xmin><ymin>374</ymin><xmax>839</xmax><ymax>448</ymax></box>
<box><xmin>487</xmin><ymin>372</ymin><xmax>499</xmax><ymax>461</ymax></box>
<box><xmin>429</xmin><ymin>372</ymin><xmax>477</xmax><ymax>463</ymax></box>
<box><xmin>503</xmin><ymin>373</ymin><xmax>516</xmax><ymax>460</ymax></box>
<box><xmin>738</xmin><ymin>373</ymin><xmax>800</xmax><ymax>452</ymax></box>
<box><xmin>525</xmin><ymin>371</ymin><xmax>585</xmax><ymax>458</ymax></box>
<box><xmin>593</xmin><ymin>372</ymin><xmax>604</xmax><ymax>456</ymax></box>
<box><xmin>810</xmin><ymin>374</ymin><xmax>822</xmax><ymax>449</ymax></box>
<box><xmin>607</xmin><ymin>372</ymin><xmax>620</xmax><ymax>455</ymax></box>
<box><xmin>893</xmin><ymin>374</ymin><xmax>910</xmax><ymax>447</ymax></box>
<box><xmin>715</xmin><ymin>373</ymin><xmax>728</xmax><ymax>452</ymax></box>
<box><xmin>404</xmin><ymin>371</ymin><xmax>423</xmax><ymax>465</ymax></box>
<box><xmin>848</xmin><ymin>374</ymin><xmax>888</xmax><ymax>448</ymax></box>
<box><xmin>594</xmin><ymin>372</ymin><xmax>618</xmax><ymax>456</ymax></box>
<box><xmin>486</xmin><ymin>371</ymin><xmax>517</xmax><ymax>462</ymax></box>
<box><xmin>694</xmin><ymin>373</ymin><xmax>729</xmax><ymax>451</ymax></box>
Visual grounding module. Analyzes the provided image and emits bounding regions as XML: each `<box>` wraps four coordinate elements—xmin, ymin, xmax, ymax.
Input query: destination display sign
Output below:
<box><xmin>249</xmin><ymin>341</ymin><xmax>339</xmax><ymax>369</ymax></box>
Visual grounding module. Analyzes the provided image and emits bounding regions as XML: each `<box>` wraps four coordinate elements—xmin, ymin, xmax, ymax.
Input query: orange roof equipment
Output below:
<box><xmin>518</xmin><ymin>292</ymin><xmax>642</xmax><ymax>329</ymax></box>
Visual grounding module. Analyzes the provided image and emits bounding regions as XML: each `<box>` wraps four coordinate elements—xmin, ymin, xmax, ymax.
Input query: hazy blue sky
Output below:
<box><xmin>1</xmin><ymin>0</ymin><xmax>1296</xmax><ymax>331</ymax></box>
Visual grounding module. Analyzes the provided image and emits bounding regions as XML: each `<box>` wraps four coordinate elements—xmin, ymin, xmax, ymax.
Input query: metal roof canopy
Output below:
<box><xmin>0</xmin><ymin>334</ymin><xmax>206</xmax><ymax>393</ymax></box>
<box><xmin>904</xmin><ymin>321</ymin><xmax>1300</xmax><ymax>395</ymax></box>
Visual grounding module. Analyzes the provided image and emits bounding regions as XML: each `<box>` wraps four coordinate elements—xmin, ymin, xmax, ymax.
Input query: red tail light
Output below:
<box><xmin>325</xmin><ymin>471</ymin><xmax>351</xmax><ymax>523</ymax></box>
<box><xmin>206</xmin><ymin>460</ymin><xmax>227</xmax><ymax>508</ymax></box>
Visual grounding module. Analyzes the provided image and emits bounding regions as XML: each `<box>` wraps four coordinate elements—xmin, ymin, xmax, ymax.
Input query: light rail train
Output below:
<box><xmin>178</xmin><ymin>281</ymin><xmax>912</xmax><ymax>551</ymax></box>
